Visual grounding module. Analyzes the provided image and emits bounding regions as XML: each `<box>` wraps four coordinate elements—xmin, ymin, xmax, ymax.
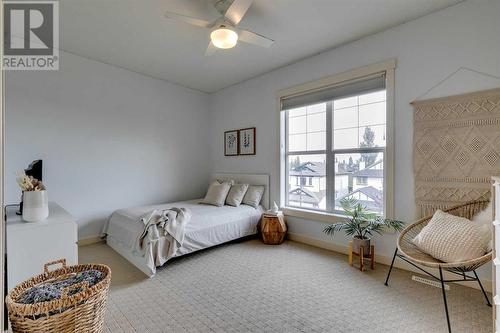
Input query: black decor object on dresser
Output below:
<box><xmin>16</xmin><ymin>159</ymin><xmax>43</xmax><ymax>216</ymax></box>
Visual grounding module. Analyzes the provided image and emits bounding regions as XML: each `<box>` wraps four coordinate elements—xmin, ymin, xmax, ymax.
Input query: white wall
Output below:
<box><xmin>209</xmin><ymin>0</ymin><xmax>500</xmax><ymax>279</ymax></box>
<box><xmin>6</xmin><ymin>51</ymin><xmax>211</xmax><ymax>239</ymax></box>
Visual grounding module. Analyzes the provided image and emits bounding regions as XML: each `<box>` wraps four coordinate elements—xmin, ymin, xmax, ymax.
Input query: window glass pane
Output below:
<box><xmin>288</xmin><ymin>106</ymin><xmax>306</xmax><ymax>117</ymax></box>
<box><xmin>333</xmin><ymin>89</ymin><xmax>386</xmax><ymax>150</ymax></box>
<box><xmin>359</xmin><ymin>90</ymin><xmax>386</xmax><ymax>105</ymax></box>
<box><xmin>307</xmin><ymin>132</ymin><xmax>325</xmax><ymax>150</ymax></box>
<box><xmin>333</xmin><ymin>128</ymin><xmax>358</xmax><ymax>149</ymax></box>
<box><xmin>287</xmin><ymin>103</ymin><xmax>326</xmax><ymax>152</ymax></box>
<box><xmin>334</xmin><ymin>152</ymin><xmax>384</xmax><ymax>215</ymax></box>
<box><xmin>289</xmin><ymin>116</ymin><xmax>306</xmax><ymax>134</ymax></box>
<box><xmin>288</xmin><ymin>154</ymin><xmax>327</xmax><ymax>211</ymax></box>
<box><xmin>359</xmin><ymin>101</ymin><xmax>385</xmax><ymax>127</ymax></box>
<box><xmin>334</xmin><ymin>96</ymin><xmax>357</xmax><ymax>109</ymax></box>
<box><xmin>288</xmin><ymin>134</ymin><xmax>306</xmax><ymax>152</ymax></box>
<box><xmin>333</xmin><ymin>106</ymin><xmax>357</xmax><ymax>130</ymax></box>
<box><xmin>359</xmin><ymin>125</ymin><xmax>386</xmax><ymax>148</ymax></box>
<box><xmin>307</xmin><ymin>103</ymin><xmax>326</xmax><ymax>114</ymax></box>
<box><xmin>307</xmin><ymin>112</ymin><xmax>326</xmax><ymax>132</ymax></box>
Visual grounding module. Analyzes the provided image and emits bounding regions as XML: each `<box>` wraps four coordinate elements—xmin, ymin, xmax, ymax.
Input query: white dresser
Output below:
<box><xmin>6</xmin><ymin>202</ymin><xmax>78</xmax><ymax>291</ymax></box>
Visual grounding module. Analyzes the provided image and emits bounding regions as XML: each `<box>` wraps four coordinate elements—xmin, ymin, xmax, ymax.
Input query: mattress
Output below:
<box><xmin>103</xmin><ymin>199</ymin><xmax>264</xmax><ymax>275</ymax></box>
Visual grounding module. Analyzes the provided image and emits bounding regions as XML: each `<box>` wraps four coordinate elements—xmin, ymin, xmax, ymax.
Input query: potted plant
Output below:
<box><xmin>16</xmin><ymin>171</ymin><xmax>48</xmax><ymax>222</ymax></box>
<box><xmin>323</xmin><ymin>197</ymin><xmax>404</xmax><ymax>254</ymax></box>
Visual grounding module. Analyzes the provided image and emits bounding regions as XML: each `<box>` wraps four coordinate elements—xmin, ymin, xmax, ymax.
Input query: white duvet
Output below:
<box><xmin>102</xmin><ymin>200</ymin><xmax>264</xmax><ymax>275</ymax></box>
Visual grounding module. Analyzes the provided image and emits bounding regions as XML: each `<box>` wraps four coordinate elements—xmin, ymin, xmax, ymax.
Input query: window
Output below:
<box><xmin>300</xmin><ymin>177</ymin><xmax>306</xmax><ymax>187</ymax></box>
<box><xmin>356</xmin><ymin>176</ymin><xmax>368</xmax><ymax>186</ymax></box>
<box><xmin>280</xmin><ymin>66</ymin><xmax>393</xmax><ymax>217</ymax></box>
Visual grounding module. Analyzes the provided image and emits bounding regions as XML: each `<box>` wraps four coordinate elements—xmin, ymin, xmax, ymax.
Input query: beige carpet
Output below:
<box><xmin>79</xmin><ymin>239</ymin><xmax>492</xmax><ymax>333</ymax></box>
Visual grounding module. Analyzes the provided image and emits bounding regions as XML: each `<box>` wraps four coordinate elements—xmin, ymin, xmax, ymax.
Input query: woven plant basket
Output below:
<box><xmin>6</xmin><ymin>259</ymin><xmax>111</xmax><ymax>333</ymax></box>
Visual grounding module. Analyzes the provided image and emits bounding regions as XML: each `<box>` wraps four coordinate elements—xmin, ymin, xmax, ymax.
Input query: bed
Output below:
<box><xmin>102</xmin><ymin>173</ymin><xmax>269</xmax><ymax>277</ymax></box>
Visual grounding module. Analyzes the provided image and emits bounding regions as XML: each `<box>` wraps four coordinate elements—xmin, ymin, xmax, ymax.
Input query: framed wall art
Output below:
<box><xmin>239</xmin><ymin>127</ymin><xmax>256</xmax><ymax>155</ymax></box>
<box><xmin>224</xmin><ymin>130</ymin><xmax>239</xmax><ymax>156</ymax></box>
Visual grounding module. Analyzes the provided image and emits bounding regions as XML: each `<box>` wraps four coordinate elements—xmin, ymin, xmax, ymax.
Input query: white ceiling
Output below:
<box><xmin>60</xmin><ymin>0</ymin><xmax>462</xmax><ymax>93</ymax></box>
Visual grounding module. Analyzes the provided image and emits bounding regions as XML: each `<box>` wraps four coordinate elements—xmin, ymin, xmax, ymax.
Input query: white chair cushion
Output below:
<box><xmin>225</xmin><ymin>184</ymin><xmax>249</xmax><ymax>207</ymax></box>
<box><xmin>412</xmin><ymin>210</ymin><xmax>490</xmax><ymax>263</ymax></box>
<box><xmin>200</xmin><ymin>181</ymin><xmax>231</xmax><ymax>207</ymax></box>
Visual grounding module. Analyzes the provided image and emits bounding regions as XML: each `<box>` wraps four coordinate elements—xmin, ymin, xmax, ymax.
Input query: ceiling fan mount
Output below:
<box><xmin>164</xmin><ymin>0</ymin><xmax>274</xmax><ymax>56</ymax></box>
<box><xmin>213</xmin><ymin>0</ymin><xmax>233</xmax><ymax>15</ymax></box>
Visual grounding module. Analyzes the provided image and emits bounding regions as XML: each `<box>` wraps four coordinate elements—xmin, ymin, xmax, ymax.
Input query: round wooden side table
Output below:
<box><xmin>260</xmin><ymin>213</ymin><xmax>287</xmax><ymax>245</ymax></box>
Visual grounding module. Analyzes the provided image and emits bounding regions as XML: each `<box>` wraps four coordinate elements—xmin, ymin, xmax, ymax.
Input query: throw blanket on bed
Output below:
<box><xmin>136</xmin><ymin>207</ymin><xmax>191</xmax><ymax>269</ymax></box>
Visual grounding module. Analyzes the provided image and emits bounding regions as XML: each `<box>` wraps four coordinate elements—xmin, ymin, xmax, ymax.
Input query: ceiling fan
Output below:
<box><xmin>164</xmin><ymin>0</ymin><xmax>274</xmax><ymax>55</ymax></box>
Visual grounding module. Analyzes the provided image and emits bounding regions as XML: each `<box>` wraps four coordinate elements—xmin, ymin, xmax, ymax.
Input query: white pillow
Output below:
<box><xmin>200</xmin><ymin>181</ymin><xmax>231</xmax><ymax>207</ymax></box>
<box><xmin>412</xmin><ymin>210</ymin><xmax>490</xmax><ymax>263</ymax></box>
<box><xmin>471</xmin><ymin>202</ymin><xmax>493</xmax><ymax>251</ymax></box>
<box><xmin>242</xmin><ymin>185</ymin><xmax>265</xmax><ymax>208</ymax></box>
<box><xmin>225</xmin><ymin>184</ymin><xmax>249</xmax><ymax>207</ymax></box>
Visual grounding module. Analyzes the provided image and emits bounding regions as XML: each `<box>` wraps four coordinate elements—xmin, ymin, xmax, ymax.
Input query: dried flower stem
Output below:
<box><xmin>16</xmin><ymin>171</ymin><xmax>46</xmax><ymax>192</ymax></box>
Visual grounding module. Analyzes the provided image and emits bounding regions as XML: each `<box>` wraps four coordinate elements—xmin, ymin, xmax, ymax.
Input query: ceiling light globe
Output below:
<box><xmin>210</xmin><ymin>28</ymin><xmax>238</xmax><ymax>49</ymax></box>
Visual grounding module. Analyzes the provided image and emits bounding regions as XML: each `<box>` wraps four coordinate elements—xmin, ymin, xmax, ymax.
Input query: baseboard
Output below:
<box><xmin>77</xmin><ymin>236</ymin><xmax>105</xmax><ymax>247</ymax></box>
<box><xmin>287</xmin><ymin>232</ymin><xmax>492</xmax><ymax>293</ymax></box>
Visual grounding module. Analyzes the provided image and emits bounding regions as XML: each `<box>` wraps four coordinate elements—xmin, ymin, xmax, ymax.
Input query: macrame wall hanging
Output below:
<box><xmin>412</xmin><ymin>87</ymin><xmax>500</xmax><ymax>218</ymax></box>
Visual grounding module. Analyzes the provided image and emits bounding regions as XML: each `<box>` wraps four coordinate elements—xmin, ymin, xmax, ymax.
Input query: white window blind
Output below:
<box><xmin>281</xmin><ymin>73</ymin><xmax>385</xmax><ymax>110</ymax></box>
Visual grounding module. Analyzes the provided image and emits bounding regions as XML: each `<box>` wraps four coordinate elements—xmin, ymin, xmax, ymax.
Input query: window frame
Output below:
<box><xmin>356</xmin><ymin>176</ymin><xmax>368</xmax><ymax>186</ymax></box>
<box><xmin>278</xmin><ymin>60</ymin><xmax>396</xmax><ymax>221</ymax></box>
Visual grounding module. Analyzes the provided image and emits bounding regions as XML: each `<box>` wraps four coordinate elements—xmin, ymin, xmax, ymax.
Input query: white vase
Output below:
<box><xmin>22</xmin><ymin>190</ymin><xmax>49</xmax><ymax>222</ymax></box>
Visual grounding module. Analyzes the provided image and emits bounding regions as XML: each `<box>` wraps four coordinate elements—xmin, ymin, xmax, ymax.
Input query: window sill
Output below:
<box><xmin>283</xmin><ymin>207</ymin><xmax>399</xmax><ymax>235</ymax></box>
<box><xmin>282</xmin><ymin>207</ymin><xmax>346</xmax><ymax>223</ymax></box>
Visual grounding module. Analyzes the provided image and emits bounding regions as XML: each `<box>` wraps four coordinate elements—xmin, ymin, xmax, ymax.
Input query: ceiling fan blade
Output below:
<box><xmin>224</xmin><ymin>0</ymin><xmax>254</xmax><ymax>25</ymax></box>
<box><xmin>205</xmin><ymin>42</ymin><xmax>217</xmax><ymax>56</ymax></box>
<box><xmin>238</xmin><ymin>29</ymin><xmax>274</xmax><ymax>48</ymax></box>
<box><xmin>164</xmin><ymin>11</ymin><xmax>212</xmax><ymax>28</ymax></box>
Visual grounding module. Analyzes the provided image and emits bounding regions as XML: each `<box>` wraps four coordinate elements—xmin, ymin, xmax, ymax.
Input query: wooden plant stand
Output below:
<box><xmin>348</xmin><ymin>240</ymin><xmax>375</xmax><ymax>271</ymax></box>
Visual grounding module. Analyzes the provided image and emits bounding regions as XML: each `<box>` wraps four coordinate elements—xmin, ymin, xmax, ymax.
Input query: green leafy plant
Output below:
<box><xmin>323</xmin><ymin>197</ymin><xmax>404</xmax><ymax>239</ymax></box>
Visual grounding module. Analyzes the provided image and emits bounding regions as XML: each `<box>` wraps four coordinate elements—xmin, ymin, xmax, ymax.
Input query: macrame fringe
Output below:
<box><xmin>418</xmin><ymin>203</ymin><xmax>451</xmax><ymax>219</ymax></box>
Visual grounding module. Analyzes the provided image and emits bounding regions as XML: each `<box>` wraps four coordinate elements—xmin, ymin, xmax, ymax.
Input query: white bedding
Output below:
<box><xmin>102</xmin><ymin>199</ymin><xmax>264</xmax><ymax>276</ymax></box>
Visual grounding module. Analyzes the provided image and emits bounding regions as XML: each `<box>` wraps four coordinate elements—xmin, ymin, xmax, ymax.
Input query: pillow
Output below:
<box><xmin>412</xmin><ymin>210</ymin><xmax>490</xmax><ymax>263</ymax></box>
<box><xmin>200</xmin><ymin>181</ymin><xmax>231</xmax><ymax>207</ymax></box>
<box><xmin>242</xmin><ymin>185</ymin><xmax>265</xmax><ymax>208</ymax></box>
<box><xmin>471</xmin><ymin>202</ymin><xmax>493</xmax><ymax>251</ymax></box>
<box><xmin>225</xmin><ymin>184</ymin><xmax>249</xmax><ymax>207</ymax></box>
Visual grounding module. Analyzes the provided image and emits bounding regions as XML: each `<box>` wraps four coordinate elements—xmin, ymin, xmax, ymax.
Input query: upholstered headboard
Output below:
<box><xmin>211</xmin><ymin>173</ymin><xmax>270</xmax><ymax>209</ymax></box>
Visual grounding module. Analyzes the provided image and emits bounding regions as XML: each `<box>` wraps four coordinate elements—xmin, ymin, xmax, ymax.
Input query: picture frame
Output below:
<box><xmin>224</xmin><ymin>130</ymin><xmax>239</xmax><ymax>156</ymax></box>
<box><xmin>238</xmin><ymin>127</ymin><xmax>256</xmax><ymax>155</ymax></box>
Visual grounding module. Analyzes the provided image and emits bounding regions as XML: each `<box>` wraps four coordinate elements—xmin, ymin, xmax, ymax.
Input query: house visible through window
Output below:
<box><xmin>282</xmin><ymin>74</ymin><xmax>387</xmax><ymax>215</ymax></box>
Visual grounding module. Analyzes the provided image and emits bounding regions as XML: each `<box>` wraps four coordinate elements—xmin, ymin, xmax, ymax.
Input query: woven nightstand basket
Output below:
<box><xmin>6</xmin><ymin>259</ymin><xmax>111</xmax><ymax>333</ymax></box>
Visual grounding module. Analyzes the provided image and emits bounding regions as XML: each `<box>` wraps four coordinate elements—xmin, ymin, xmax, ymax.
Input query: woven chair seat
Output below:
<box><xmin>397</xmin><ymin>200</ymin><xmax>492</xmax><ymax>271</ymax></box>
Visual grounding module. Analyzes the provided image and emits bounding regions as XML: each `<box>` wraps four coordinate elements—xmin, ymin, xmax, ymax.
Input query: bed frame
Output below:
<box><xmin>106</xmin><ymin>173</ymin><xmax>270</xmax><ymax>277</ymax></box>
